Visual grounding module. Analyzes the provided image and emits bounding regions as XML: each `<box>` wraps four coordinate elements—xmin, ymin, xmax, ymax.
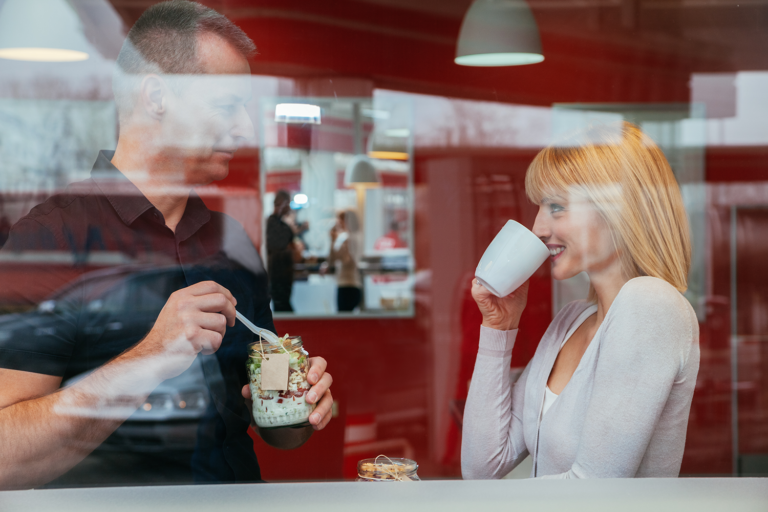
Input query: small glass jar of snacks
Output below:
<box><xmin>247</xmin><ymin>335</ymin><xmax>315</xmax><ymax>429</ymax></box>
<box><xmin>356</xmin><ymin>456</ymin><xmax>420</xmax><ymax>482</ymax></box>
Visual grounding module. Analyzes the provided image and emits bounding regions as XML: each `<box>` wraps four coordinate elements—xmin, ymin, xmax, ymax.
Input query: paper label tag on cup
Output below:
<box><xmin>261</xmin><ymin>353</ymin><xmax>290</xmax><ymax>390</ymax></box>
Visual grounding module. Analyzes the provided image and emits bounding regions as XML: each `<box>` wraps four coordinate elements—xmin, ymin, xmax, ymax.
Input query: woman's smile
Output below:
<box><xmin>548</xmin><ymin>244</ymin><xmax>565</xmax><ymax>262</ymax></box>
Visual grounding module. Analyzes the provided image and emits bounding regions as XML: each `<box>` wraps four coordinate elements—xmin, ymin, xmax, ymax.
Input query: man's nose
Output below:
<box><xmin>231</xmin><ymin>105</ymin><xmax>255</xmax><ymax>146</ymax></box>
<box><xmin>532</xmin><ymin>206</ymin><xmax>549</xmax><ymax>241</ymax></box>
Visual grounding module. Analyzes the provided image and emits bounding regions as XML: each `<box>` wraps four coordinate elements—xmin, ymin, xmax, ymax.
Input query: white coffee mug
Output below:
<box><xmin>475</xmin><ymin>220</ymin><xmax>550</xmax><ymax>298</ymax></box>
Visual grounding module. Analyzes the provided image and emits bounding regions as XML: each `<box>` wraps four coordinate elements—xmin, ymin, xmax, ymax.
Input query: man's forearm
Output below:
<box><xmin>0</xmin><ymin>279</ymin><xmax>234</xmax><ymax>489</ymax></box>
<box><xmin>0</xmin><ymin>349</ymin><xmax>163</xmax><ymax>489</ymax></box>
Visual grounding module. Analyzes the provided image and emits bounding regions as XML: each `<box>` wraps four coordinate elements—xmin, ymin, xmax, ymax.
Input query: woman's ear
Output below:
<box><xmin>139</xmin><ymin>74</ymin><xmax>168</xmax><ymax>120</ymax></box>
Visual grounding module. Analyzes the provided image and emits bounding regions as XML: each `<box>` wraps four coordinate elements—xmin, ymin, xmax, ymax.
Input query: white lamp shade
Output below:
<box><xmin>0</xmin><ymin>0</ymin><xmax>92</xmax><ymax>62</ymax></box>
<box><xmin>344</xmin><ymin>155</ymin><xmax>378</xmax><ymax>186</ymax></box>
<box><xmin>455</xmin><ymin>0</ymin><xmax>544</xmax><ymax>67</ymax></box>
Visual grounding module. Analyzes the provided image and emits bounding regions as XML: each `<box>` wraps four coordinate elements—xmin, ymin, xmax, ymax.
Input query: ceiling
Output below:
<box><xmin>108</xmin><ymin>0</ymin><xmax>768</xmax><ymax>71</ymax></box>
<box><xmin>104</xmin><ymin>0</ymin><xmax>768</xmax><ymax>105</ymax></box>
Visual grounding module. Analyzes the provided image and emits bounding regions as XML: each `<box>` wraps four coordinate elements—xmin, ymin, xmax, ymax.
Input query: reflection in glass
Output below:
<box><xmin>261</xmin><ymin>96</ymin><xmax>414</xmax><ymax>316</ymax></box>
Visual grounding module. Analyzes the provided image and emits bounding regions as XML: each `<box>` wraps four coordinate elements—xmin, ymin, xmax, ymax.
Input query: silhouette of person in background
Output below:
<box><xmin>374</xmin><ymin>219</ymin><xmax>407</xmax><ymax>251</ymax></box>
<box><xmin>266</xmin><ymin>190</ymin><xmax>295</xmax><ymax>312</ymax></box>
<box><xmin>329</xmin><ymin>210</ymin><xmax>362</xmax><ymax>312</ymax></box>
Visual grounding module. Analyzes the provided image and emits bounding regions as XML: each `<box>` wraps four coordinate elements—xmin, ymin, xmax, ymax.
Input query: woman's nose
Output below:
<box><xmin>532</xmin><ymin>207</ymin><xmax>549</xmax><ymax>240</ymax></box>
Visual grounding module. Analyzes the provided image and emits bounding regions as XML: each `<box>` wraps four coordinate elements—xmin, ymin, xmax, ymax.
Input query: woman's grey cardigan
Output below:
<box><xmin>461</xmin><ymin>277</ymin><xmax>700</xmax><ymax>479</ymax></box>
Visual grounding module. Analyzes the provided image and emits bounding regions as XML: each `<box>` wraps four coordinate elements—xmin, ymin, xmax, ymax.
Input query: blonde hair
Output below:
<box><xmin>525</xmin><ymin>122</ymin><xmax>691</xmax><ymax>299</ymax></box>
<box><xmin>340</xmin><ymin>209</ymin><xmax>360</xmax><ymax>233</ymax></box>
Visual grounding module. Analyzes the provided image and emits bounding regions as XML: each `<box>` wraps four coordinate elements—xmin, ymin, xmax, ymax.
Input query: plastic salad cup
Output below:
<box><xmin>246</xmin><ymin>335</ymin><xmax>316</xmax><ymax>429</ymax></box>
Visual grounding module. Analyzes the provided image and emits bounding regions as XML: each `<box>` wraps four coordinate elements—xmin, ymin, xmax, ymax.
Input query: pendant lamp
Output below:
<box><xmin>0</xmin><ymin>0</ymin><xmax>92</xmax><ymax>62</ymax></box>
<box><xmin>455</xmin><ymin>0</ymin><xmax>544</xmax><ymax>67</ymax></box>
<box><xmin>344</xmin><ymin>155</ymin><xmax>378</xmax><ymax>187</ymax></box>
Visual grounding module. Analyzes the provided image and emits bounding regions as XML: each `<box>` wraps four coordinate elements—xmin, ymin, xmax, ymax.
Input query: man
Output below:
<box><xmin>374</xmin><ymin>220</ymin><xmax>408</xmax><ymax>251</ymax></box>
<box><xmin>266</xmin><ymin>190</ymin><xmax>296</xmax><ymax>312</ymax></box>
<box><xmin>0</xmin><ymin>0</ymin><xmax>332</xmax><ymax>488</ymax></box>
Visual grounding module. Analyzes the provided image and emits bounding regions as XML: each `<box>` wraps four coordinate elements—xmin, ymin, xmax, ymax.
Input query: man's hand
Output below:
<box><xmin>304</xmin><ymin>357</ymin><xmax>333</xmax><ymax>430</ymax></box>
<box><xmin>242</xmin><ymin>356</ymin><xmax>333</xmax><ymax>431</ymax></box>
<box><xmin>135</xmin><ymin>281</ymin><xmax>237</xmax><ymax>380</ymax></box>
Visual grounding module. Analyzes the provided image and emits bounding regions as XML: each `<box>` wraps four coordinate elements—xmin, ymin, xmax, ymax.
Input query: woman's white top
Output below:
<box><xmin>541</xmin><ymin>387</ymin><xmax>559</xmax><ymax>417</ymax></box>
<box><xmin>461</xmin><ymin>277</ymin><xmax>700</xmax><ymax>479</ymax></box>
<box><xmin>541</xmin><ymin>305</ymin><xmax>598</xmax><ymax>417</ymax></box>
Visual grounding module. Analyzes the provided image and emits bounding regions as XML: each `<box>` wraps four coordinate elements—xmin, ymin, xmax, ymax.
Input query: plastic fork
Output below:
<box><xmin>235</xmin><ymin>310</ymin><xmax>281</xmax><ymax>346</ymax></box>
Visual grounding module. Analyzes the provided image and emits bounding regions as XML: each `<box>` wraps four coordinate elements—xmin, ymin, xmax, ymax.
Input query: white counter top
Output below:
<box><xmin>1</xmin><ymin>478</ymin><xmax>766</xmax><ymax>512</ymax></box>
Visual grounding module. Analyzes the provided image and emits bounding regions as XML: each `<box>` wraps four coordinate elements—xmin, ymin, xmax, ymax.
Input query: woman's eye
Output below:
<box><xmin>549</xmin><ymin>203</ymin><xmax>565</xmax><ymax>213</ymax></box>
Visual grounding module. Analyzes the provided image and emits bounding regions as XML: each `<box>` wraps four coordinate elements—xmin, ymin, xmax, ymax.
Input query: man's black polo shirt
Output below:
<box><xmin>0</xmin><ymin>151</ymin><xmax>274</xmax><ymax>485</ymax></box>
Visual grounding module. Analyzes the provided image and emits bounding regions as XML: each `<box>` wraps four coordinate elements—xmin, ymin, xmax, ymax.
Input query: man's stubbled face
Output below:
<box><xmin>158</xmin><ymin>32</ymin><xmax>254</xmax><ymax>187</ymax></box>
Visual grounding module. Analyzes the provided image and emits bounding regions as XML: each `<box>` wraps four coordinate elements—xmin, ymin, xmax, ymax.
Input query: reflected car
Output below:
<box><xmin>0</xmin><ymin>266</ymin><xmax>211</xmax><ymax>453</ymax></box>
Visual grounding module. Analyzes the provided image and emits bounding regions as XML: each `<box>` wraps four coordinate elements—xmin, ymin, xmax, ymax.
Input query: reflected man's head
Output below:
<box><xmin>113</xmin><ymin>0</ymin><xmax>256</xmax><ymax>185</ymax></box>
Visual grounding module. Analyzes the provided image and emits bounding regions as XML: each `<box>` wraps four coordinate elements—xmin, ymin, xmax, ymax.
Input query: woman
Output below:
<box><xmin>329</xmin><ymin>209</ymin><xmax>362</xmax><ymax>312</ymax></box>
<box><xmin>461</xmin><ymin>122</ymin><xmax>700</xmax><ymax>479</ymax></box>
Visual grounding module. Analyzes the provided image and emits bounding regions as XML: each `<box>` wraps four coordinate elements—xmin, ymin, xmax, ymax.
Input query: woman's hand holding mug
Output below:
<box><xmin>473</xmin><ymin>220</ymin><xmax>549</xmax><ymax>331</ymax></box>
<box><xmin>472</xmin><ymin>278</ymin><xmax>529</xmax><ymax>331</ymax></box>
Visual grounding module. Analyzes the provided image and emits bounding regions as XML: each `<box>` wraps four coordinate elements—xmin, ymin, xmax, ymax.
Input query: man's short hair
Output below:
<box><xmin>113</xmin><ymin>0</ymin><xmax>256</xmax><ymax>120</ymax></box>
<box><xmin>274</xmin><ymin>190</ymin><xmax>291</xmax><ymax>206</ymax></box>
